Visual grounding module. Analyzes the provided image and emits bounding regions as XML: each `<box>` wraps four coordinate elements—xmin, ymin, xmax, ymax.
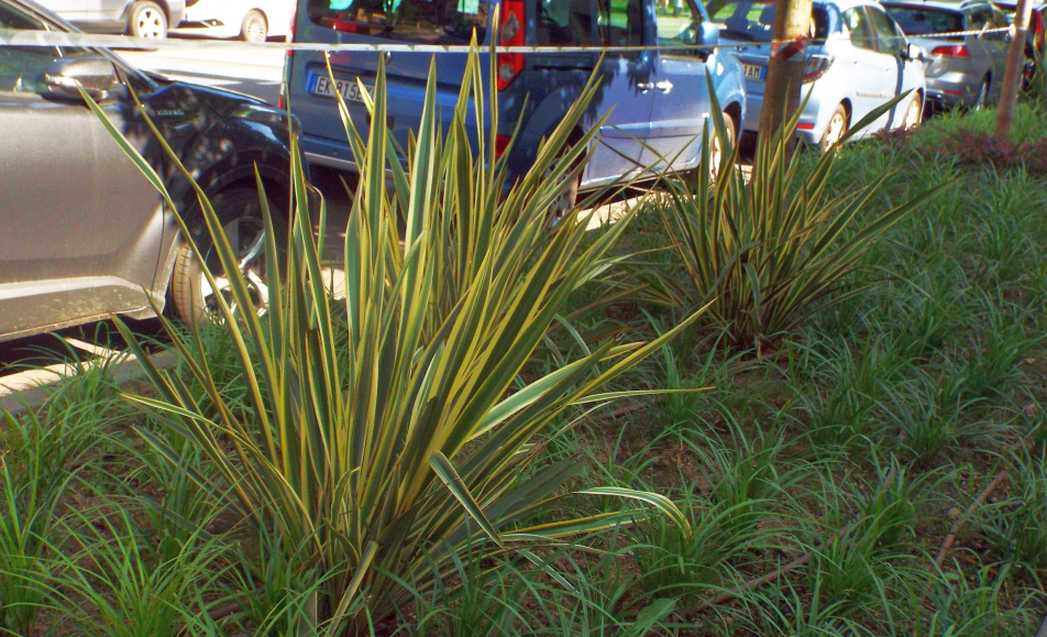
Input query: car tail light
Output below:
<box><xmin>796</xmin><ymin>121</ymin><xmax>815</xmax><ymax>130</ymax></box>
<box><xmin>495</xmin><ymin>133</ymin><xmax>512</xmax><ymax>157</ymax></box>
<box><xmin>931</xmin><ymin>44</ymin><xmax>969</xmax><ymax>58</ymax></box>
<box><xmin>1033</xmin><ymin>11</ymin><xmax>1045</xmax><ymax>52</ymax></box>
<box><xmin>278</xmin><ymin>6</ymin><xmax>298</xmax><ymax>110</ymax></box>
<box><xmin>801</xmin><ymin>55</ymin><xmax>833</xmax><ymax>83</ymax></box>
<box><xmin>496</xmin><ymin>0</ymin><xmax>525</xmax><ymax>91</ymax></box>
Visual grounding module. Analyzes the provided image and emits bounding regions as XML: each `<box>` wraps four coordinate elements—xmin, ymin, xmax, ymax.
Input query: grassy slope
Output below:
<box><xmin>3</xmin><ymin>104</ymin><xmax>1046</xmax><ymax>636</ymax></box>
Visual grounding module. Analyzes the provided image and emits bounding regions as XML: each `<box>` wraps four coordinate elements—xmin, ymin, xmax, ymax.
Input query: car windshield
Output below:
<box><xmin>707</xmin><ymin>0</ymin><xmax>829</xmax><ymax>42</ymax></box>
<box><xmin>307</xmin><ymin>0</ymin><xmax>490</xmax><ymax>44</ymax></box>
<box><xmin>885</xmin><ymin>6</ymin><xmax>964</xmax><ymax>36</ymax></box>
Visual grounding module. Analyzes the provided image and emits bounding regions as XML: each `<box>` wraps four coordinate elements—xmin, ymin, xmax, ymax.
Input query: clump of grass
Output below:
<box><xmin>805</xmin><ymin>460</ymin><xmax>923</xmax><ymax>616</ymax></box>
<box><xmin>630</xmin><ymin>419</ymin><xmax>797</xmax><ymax>596</ymax></box>
<box><xmin>977</xmin><ymin>448</ymin><xmax>1047</xmax><ymax>578</ymax></box>
<box><xmin>0</xmin><ymin>361</ymin><xmax>120</xmax><ymax>634</ymax></box>
<box><xmin>43</xmin><ymin>506</ymin><xmax>229</xmax><ymax>637</ymax></box>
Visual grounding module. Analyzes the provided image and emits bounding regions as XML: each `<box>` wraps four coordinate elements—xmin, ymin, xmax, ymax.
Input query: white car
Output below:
<box><xmin>174</xmin><ymin>0</ymin><xmax>292</xmax><ymax>42</ymax></box>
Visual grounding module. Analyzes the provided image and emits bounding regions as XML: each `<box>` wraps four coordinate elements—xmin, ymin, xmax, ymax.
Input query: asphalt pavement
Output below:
<box><xmin>121</xmin><ymin>40</ymin><xmax>286</xmax><ymax>104</ymax></box>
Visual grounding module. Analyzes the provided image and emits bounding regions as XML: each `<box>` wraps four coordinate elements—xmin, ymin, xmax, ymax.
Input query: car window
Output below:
<box><xmin>537</xmin><ymin>0</ymin><xmax>603</xmax><ymax>44</ymax></box>
<box><xmin>967</xmin><ymin>6</ymin><xmax>993</xmax><ymax>30</ymax></box>
<box><xmin>885</xmin><ymin>5</ymin><xmax>964</xmax><ymax>38</ymax></box>
<box><xmin>536</xmin><ymin>0</ymin><xmax>643</xmax><ymax>46</ymax></box>
<box><xmin>866</xmin><ymin>5</ymin><xmax>904</xmax><ymax>52</ymax></box>
<box><xmin>306</xmin><ymin>0</ymin><xmax>491</xmax><ymax>44</ymax></box>
<box><xmin>655</xmin><ymin>0</ymin><xmax>705</xmax><ymax>51</ymax></box>
<box><xmin>708</xmin><ymin>0</ymin><xmax>829</xmax><ymax>43</ymax></box>
<box><xmin>0</xmin><ymin>4</ymin><xmax>61</xmax><ymax>94</ymax></box>
<box><xmin>843</xmin><ymin>7</ymin><xmax>875</xmax><ymax>50</ymax></box>
<box><xmin>600</xmin><ymin>0</ymin><xmax>644</xmax><ymax>45</ymax></box>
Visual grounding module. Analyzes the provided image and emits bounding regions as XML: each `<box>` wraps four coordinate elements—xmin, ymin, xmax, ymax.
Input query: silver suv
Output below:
<box><xmin>884</xmin><ymin>0</ymin><xmax>1012</xmax><ymax>111</ymax></box>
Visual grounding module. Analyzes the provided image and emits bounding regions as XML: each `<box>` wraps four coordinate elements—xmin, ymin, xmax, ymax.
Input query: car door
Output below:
<box><xmin>645</xmin><ymin>0</ymin><xmax>711</xmax><ymax>172</ymax></box>
<box><xmin>0</xmin><ymin>3</ymin><xmax>166</xmax><ymax>339</ymax></box>
<box><xmin>840</xmin><ymin>6</ymin><xmax>885</xmax><ymax>130</ymax></box>
<box><xmin>584</xmin><ymin>0</ymin><xmax>656</xmax><ymax>183</ymax></box>
<box><xmin>966</xmin><ymin>5</ymin><xmax>1001</xmax><ymax>93</ymax></box>
<box><xmin>865</xmin><ymin>5</ymin><xmax>909</xmax><ymax>129</ymax></box>
<box><xmin>987</xmin><ymin>6</ymin><xmax>1014</xmax><ymax>97</ymax></box>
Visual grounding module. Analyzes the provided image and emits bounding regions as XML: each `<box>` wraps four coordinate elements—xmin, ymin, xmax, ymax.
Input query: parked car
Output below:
<box><xmin>713</xmin><ymin>0</ymin><xmax>926</xmax><ymax>149</ymax></box>
<box><xmin>284</xmin><ymin>0</ymin><xmax>746</xmax><ymax>204</ymax></box>
<box><xmin>174</xmin><ymin>0</ymin><xmax>293</xmax><ymax>42</ymax></box>
<box><xmin>884</xmin><ymin>0</ymin><xmax>1011</xmax><ymax>111</ymax></box>
<box><xmin>991</xmin><ymin>0</ymin><xmax>1045</xmax><ymax>87</ymax></box>
<box><xmin>32</xmin><ymin>0</ymin><xmax>185</xmax><ymax>38</ymax></box>
<box><xmin>0</xmin><ymin>0</ymin><xmax>296</xmax><ymax>342</ymax></box>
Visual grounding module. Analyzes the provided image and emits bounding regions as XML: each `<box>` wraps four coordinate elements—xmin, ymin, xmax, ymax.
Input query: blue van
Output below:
<box><xmin>285</xmin><ymin>0</ymin><xmax>746</xmax><ymax>196</ymax></box>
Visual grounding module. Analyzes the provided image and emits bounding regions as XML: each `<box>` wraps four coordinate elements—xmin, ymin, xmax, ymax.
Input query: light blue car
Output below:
<box><xmin>712</xmin><ymin>0</ymin><xmax>926</xmax><ymax>148</ymax></box>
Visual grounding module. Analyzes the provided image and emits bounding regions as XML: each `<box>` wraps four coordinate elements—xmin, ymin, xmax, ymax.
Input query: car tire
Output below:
<box><xmin>903</xmin><ymin>92</ymin><xmax>923</xmax><ymax>130</ymax></box>
<box><xmin>708</xmin><ymin>110</ymin><xmax>737</xmax><ymax>182</ymax></box>
<box><xmin>170</xmin><ymin>188</ymin><xmax>284</xmax><ymax>326</ymax></box>
<box><xmin>820</xmin><ymin>103</ymin><xmax>848</xmax><ymax>152</ymax></box>
<box><xmin>128</xmin><ymin>1</ymin><xmax>168</xmax><ymax>39</ymax></box>
<box><xmin>240</xmin><ymin>10</ymin><xmax>268</xmax><ymax>43</ymax></box>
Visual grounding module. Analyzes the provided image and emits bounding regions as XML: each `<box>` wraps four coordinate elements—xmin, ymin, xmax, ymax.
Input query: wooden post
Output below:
<box><xmin>996</xmin><ymin>0</ymin><xmax>1033</xmax><ymax>139</ymax></box>
<box><xmin>758</xmin><ymin>0</ymin><xmax>813</xmax><ymax>138</ymax></box>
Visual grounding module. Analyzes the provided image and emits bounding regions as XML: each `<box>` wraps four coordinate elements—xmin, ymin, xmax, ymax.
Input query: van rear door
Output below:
<box><xmin>289</xmin><ymin>0</ymin><xmax>490</xmax><ymax>169</ymax></box>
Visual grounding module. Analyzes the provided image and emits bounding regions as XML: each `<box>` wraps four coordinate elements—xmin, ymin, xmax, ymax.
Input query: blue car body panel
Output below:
<box><xmin>287</xmin><ymin>0</ymin><xmax>746</xmax><ymax>189</ymax></box>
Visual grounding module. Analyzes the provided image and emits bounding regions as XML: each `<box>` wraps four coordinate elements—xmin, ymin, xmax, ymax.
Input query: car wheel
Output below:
<box><xmin>708</xmin><ymin>110</ymin><xmax>737</xmax><ymax>182</ymax></box>
<box><xmin>128</xmin><ymin>1</ymin><xmax>168</xmax><ymax>39</ymax></box>
<box><xmin>903</xmin><ymin>92</ymin><xmax>923</xmax><ymax>130</ymax></box>
<box><xmin>240</xmin><ymin>10</ymin><xmax>268</xmax><ymax>43</ymax></box>
<box><xmin>820</xmin><ymin>103</ymin><xmax>848</xmax><ymax>152</ymax></box>
<box><xmin>170</xmin><ymin>188</ymin><xmax>283</xmax><ymax>325</ymax></box>
<box><xmin>974</xmin><ymin>78</ymin><xmax>989</xmax><ymax>110</ymax></box>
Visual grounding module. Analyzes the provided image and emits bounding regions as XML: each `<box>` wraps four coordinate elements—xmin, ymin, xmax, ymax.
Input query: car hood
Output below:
<box><xmin>144</xmin><ymin>77</ymin><xmax>295</xmax><ymax>132</ymax></box>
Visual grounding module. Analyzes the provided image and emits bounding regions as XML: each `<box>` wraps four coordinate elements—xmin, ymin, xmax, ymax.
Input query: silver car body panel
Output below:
<box><xmin>884</xmin><ymin>0</ymin><xmax>1010</xmax><ymax>109</ymax></box>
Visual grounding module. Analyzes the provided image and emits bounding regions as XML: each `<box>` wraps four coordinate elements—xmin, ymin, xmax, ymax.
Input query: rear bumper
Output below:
<box><xmin>925</xmin><ymin>74</ymin><xmax>975</xmax><ymax>109</ymax></box>
<box><xmin>742</xmin><ymin>88</ymin><xmax>824</xmax><ymax>145</ymax></box>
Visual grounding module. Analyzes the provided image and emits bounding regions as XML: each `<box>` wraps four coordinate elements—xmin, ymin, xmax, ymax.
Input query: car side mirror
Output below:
<box><xmin>42</xmin><ymin>57</ymin><xmax>120</xmax><ymax>103</ymax></box>
<box><xmin>904</xmin><ymin>42</ymin><xmax>927</xmax><ymax>62</ymax></box>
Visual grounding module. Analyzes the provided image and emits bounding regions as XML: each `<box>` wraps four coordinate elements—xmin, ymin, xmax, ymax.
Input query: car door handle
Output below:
<box><xmin>637</xmin><ymin>80</ymin><xmax>674</xmax><ymax>94</ymax></box>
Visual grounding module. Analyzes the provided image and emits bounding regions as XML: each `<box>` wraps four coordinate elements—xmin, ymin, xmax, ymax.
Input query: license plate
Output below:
<box><xmin>309</xmin><ymin>74</ymin><xmax>371</xmax><ymax>102</ymax></box>
<box><xmin>742</xmin><ymin>64</ymin><xmax>762</xmax><ymax>81</ymax></box>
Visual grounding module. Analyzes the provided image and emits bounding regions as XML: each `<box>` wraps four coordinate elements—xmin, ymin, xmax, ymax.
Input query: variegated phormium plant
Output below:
<box><xmin>87</xmin><ymin>45</ymin><xmax>705</xmax><ymax>633</ymax></box>
<box><xmin>652</xmin><ymin>85</ymin><xmax>945</xmax><ymax>352</ymax></box>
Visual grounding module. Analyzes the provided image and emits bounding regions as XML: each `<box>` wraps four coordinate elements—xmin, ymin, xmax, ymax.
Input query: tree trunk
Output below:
<box><xmin>996</xmin><ymin>0</ymin><xmax>1033</xmax><ymax>139</ymax></box>
<box><xmin>758</xmin><ymin>0</ymin><xmax>813</xmax><ymax>138</ymax></box>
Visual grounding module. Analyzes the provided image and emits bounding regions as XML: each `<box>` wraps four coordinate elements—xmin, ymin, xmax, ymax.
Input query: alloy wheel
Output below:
<box><xmin>135</xmin><ymin>6</ymin><xmax>165</xmax><ymax>39</ymax></box>
<box><xmin>198</xmin><ymin>216</ymin><xmax>269</xmax><ymax>318</ymax></box>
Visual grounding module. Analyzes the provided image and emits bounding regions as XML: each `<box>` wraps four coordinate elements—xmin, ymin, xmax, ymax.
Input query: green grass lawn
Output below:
<box><xmin>3</xmin><ymin>103</ymin><xmax>1047</xmax><ymax>636</ymax></box>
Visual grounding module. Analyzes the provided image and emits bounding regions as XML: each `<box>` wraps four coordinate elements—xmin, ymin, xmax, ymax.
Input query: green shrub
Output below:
<box><xmin>91</xmin><ymin>48</ymin><xmax>699</xmax><ymax>632</ymax></box>
<box><xmin>651</xmin><ymin>90</ymin><xmax>944</xmax><ymax>350</ymax></box>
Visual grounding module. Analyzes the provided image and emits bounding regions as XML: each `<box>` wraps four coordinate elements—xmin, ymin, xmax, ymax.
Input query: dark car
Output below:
<box><xmin>32</xmin><ymin>0</ymin><xmax>185</xmax><ymax>38</ymax></box>
<box><xmin>0</xmin><ymin>0</ymin><xmax>295</xmax><ymax>342</ymax></box>
<box><xmin>992</xmin><ymin>0</ymin><xmax>1045</xmax><ymax>86</ymax></box>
